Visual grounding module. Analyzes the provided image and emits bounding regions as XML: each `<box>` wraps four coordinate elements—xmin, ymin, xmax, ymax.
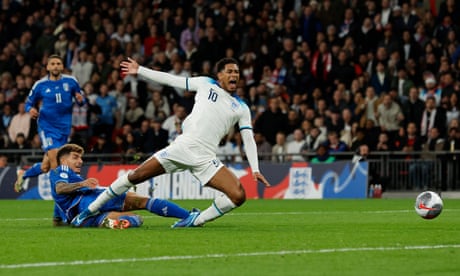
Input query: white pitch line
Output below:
<box><xmin>1</xmin><ymin>244</ymin><xmax>459</xmax><ymax>269</ymax></box>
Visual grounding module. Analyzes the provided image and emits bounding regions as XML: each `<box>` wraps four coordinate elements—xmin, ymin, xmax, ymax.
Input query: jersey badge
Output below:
<box><xmin>59</xmin><ymin>172</ymin><xmax>68</xmax><ymax>179</ymax></box>
<box><xmin>45</xmin><ymin>88</ymin><xmax>51</xmax><ymax>93</ymax></box>
<box><xmin>231</xmin><ymin>101</ymin><xmax>239</xmax><ymax>112</ymax></box>
<box><xmin>63</xmin><ymin>83</ymin><xmax>69</xmax><ymax>91</ymax></box>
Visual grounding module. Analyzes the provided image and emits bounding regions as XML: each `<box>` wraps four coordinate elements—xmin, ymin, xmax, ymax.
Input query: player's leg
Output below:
<box><xmin>123</xmin><ymin>192</ymin><xmax>190</xmax><ymax>219</ymax></box>
<box><xmin>72</xmin><ymin>156</ymin><xmax>166</xmax><ymax>226</ymax></box>
<box><xmin>46</xmin><ymin>148</ymin><xmax>59</xmax><ymax>170</ymax></box>
<box><xmin>13</xmin><ymin>154</ymin><xmax>48</xmax><ymax>192</ymax></box>
<box><xmin>102</xmin><ymin>212</ymin><xmax>144</xmax><ymax>229</ymax></box>
<box><xmin>173</xmin><ymin>166</ymin><xmax>245</xmax><ymax>227</ymax></box>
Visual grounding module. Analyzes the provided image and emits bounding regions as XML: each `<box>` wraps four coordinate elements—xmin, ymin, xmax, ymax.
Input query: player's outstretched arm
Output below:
<box><xmin>55</xmin><ymin>178</ymin><xmax>98</xmax><ymax>195</ymax></box>
<box><xmin>253</xmin><ymin>171</ymin><xmax>271</xmax><ymax>187</ymax></box>
<box><xmin>121</xmin><ymin>57</ymin><xmax>188</xmax><ymax>89</ymax></box>
<box><xmin>120</xmin><ymin>57</ymin><xmax>140</xmax><ymax>75</ymax></box>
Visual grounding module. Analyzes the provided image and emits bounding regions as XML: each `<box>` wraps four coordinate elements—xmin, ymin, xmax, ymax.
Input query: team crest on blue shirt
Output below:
<box><xmin>63</xmin><ymin>83</ymin><xmax>69</xmax><ymax>91</ymax></box>
<box><xmin>60</xmin><ymin>172</ymin><xmax>68</xmax><ymax>179</ymax></box>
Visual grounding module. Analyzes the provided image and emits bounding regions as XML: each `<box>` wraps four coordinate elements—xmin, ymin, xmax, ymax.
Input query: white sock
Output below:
<box><xmin>88</xmin><ymin>174</ymin><xmax>133</xmax><ymax>212</ymax></box>
<box><xmin>193</xmin><ymin>194</ymin><xmax>237</xmax><ymax>226</ymax></box>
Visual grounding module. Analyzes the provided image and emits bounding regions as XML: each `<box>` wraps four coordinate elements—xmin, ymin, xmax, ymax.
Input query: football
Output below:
<box><xmin>414</xmin><ymin>191</ymin><xmax>443</xmax><ymax>219</ymax></box>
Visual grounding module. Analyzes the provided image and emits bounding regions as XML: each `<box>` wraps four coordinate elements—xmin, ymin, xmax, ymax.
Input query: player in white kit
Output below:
<box><xmin>72</xmin><ymin>57</ymin><xmax>271</xmax><ymax>228</ymax></box>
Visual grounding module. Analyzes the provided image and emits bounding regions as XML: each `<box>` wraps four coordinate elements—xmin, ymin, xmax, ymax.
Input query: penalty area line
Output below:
<box><xmin>1</xmin><ymin>244</ymin><xmax>460</xmax><ymax>269</ymax></box>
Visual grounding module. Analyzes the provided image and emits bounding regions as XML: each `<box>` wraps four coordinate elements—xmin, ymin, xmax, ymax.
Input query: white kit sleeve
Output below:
<box><xmin>240</xmin><ymin>128</ymin><xmax>260</xmax><ymax>173</ymax></box>
<box><xmin>137</xmin><ymin>66</ymin><xmax>187</xmax><ymax>90</ymax></box>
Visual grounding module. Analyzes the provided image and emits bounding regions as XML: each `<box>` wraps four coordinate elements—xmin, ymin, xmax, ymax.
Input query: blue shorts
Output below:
<box><xmin>77</xmin><ymin>190</ymin><xmax>127</xmax><ymax>227</ymax></box>
<box><xmin>38</xmin><ymin>128</ymin><xmax>69</xmax><ymax>151</ymax></box>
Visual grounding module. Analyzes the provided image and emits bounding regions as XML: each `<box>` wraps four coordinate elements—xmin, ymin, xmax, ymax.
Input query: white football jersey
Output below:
<box><xmin>176</xmin><ymin>77</ymin><xmax>252</xmax><ymax>154</ymax></box>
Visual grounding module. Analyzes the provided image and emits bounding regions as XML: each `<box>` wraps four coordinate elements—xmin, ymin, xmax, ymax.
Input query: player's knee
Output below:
<box><xmin>231</xmin><ymin>185</ymin><xmax>246</xmax><ymax>206</ymax></box>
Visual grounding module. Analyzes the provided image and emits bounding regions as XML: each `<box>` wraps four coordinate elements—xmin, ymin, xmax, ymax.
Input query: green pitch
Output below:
<box><xmin>1</xmin><ymin>199</ymin><xmax>459</xmax><ymax>276</ymax></box>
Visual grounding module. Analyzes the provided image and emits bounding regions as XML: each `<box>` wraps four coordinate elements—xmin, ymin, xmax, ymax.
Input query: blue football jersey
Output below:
<box><xmin>25</xmin><ymin>74</ymin><xmax>84</xmax><ymax>136</ymax></box>
<box><xmin>49</xmin><ymin>165</ymin><xmax>94</xmax><ymax>222</ymax></box>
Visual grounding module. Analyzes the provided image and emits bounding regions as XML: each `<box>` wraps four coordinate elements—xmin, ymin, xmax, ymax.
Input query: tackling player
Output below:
<box><xmin>72</xmin><ymin>57</ymin><xmax>271</xmax><ymax>228</ymax></box>
<box><xmin>51</xmin><ymin>143</ymin><xmax>193</xmax><ymax>228</ymax></box>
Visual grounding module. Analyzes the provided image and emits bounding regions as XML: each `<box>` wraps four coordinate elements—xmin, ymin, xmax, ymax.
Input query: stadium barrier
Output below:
<box><xmin>0</xmin><ymin>150</ymin><xmax>458</xmax><ymax>200</ymax></box>
<box><xmin>2</xmin><ymin>160</ymin><xmax>368</xmax><ymax>200</ymax></box>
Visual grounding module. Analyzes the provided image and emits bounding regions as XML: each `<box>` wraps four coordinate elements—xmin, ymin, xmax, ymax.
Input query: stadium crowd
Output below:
<box><xmin>0</xmin><ymin>0</ymin><xmax>460</xmax><ymax>164</ymax></box>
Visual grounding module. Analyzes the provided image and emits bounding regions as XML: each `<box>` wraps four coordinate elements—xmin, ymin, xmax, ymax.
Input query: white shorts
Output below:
<box><xmin>153</xmin><ymin>140</ymin><xmax>223</xmax><ymax>185</ymax></box>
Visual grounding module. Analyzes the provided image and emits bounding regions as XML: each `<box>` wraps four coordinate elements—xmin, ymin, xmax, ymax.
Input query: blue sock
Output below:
<box><xmin>118</xmin><ymin>215</ymin><xmax>143</xmax><ymax>227</ymax></box>
<box><xmin>23</xmin><ymin>163</ymin><xmax>43</xmax><ymax>179</ymax></box>
<box><xmin>146</xmin><ymin>198</ymin><xmax>190</xmax><ymax>219</ymax></box>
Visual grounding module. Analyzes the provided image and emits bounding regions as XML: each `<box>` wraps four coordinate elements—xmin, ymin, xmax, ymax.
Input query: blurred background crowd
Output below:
<box><xmin>0</xmin><ymin>0</ymin><xmax>459</xmax><ymax>165</ymax></box>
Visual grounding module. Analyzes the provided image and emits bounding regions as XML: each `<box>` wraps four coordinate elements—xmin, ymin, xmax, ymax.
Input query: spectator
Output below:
<box><xmin>162</xmin><ymin>103</ymin><xmax>187</xmax><ymax>144</ymax></box>
<box><xmin>95</xmin><ymin>83</ymin><xmax>117</xmax><ymax>138</ymax></box>
<box><xmin>369</xmin><ymin>61</ymin><xmax>392</xmax><ymax>96</ymax></box>
<box><xmin>376</xmin><ymin>93</ymin><xmax>404</xmax><ymax>140</ymax></box>
<box><xmin>8</xmin><ymin>102</ymin><xmax>31</xmax><ymax>143</ymax></box>
<box><xmin>376</xmin><ymin>132</ymin><xmax>391</xmax><ymax>152</ymax></box>
<box><xmin>286</xmin><ymin>129</ymin><xmax>305</xmax><ymax>162</ymax></box>
<box><xmin>92</xmin><ymin>52</ymin><xmax>113</xmax><ymax>84</ymax></box>
<box><xmin>322</xmin><ymin>130</ymin><xmax>348</xmax><ymax>153</ymax></box>
<box><xmin>400</xmin><ymin>122</ymin><xmax>423</xmax><ymax>159</ymax></box>
<box><xmin>0</xmin><ymin>153</ymin><xmax>7</xmax><ymax>168</ymax></box>
<box><xmin>363</xmin><ymin>86</ymin><xmax>380</xmax><ymax>128</ymax></box>
<box><xmin>302</xmin><ymin>126</ymin><xmax>325</xmax><ymax>153</ymax></box>
<box><xmin>271</xmin><ymin>131</ymin><xmax>288</xmax><ymax>163</ymax></box>
<box><xmin>311</xmin><ymin>41</ymin><xmax>332</xmax><ymax>93</ymax></box>
<box><xmin>144</xmin><ymin>90</ymin><xmax>171</xmax><ymax>121</ymax></box>
<box><xmin>445</xmin><ymin>92</ymin><xmax>459</xmax><ymax>127</ymax></box>
<box><xmin>410</xmin><ymin>127</ymin><xmax>445</xmax><ymax>190</ymax></box>
<box><xmin>419</xmin><ymin>75</ymin><xmax>442</xmax><ymax>105</ymax></box>
<box><xmin>108</xmin><ymin>79</ymin><xmax>128</xmax><ymax>130</ymax></box>
<box><xmin>133</xmin><ymin>119</ymin><xmax>155</xmax><ymax>154</ymax></box>
<box><xmin>180</xmin><ymin>17</ymin><xmax>200</xmax><ymax>54</ymax></box>
<box><xmin>254</xmin><ymin>97</ymin><xmax>288</xmax><ymax>146</ymax></box>
<box><xmin>310</xmin><ymin>144</ymin><xmax>335</xmax><ymax>163</ymax></box>
<box><xmin>90</xmin><ymin>133</ymin><xmax>112</xmax><ymax>162</ymax></box>
<box><xmin>420</xmin><ymin>97</ymin><xmax>447</xmax><ymax>141</ymax></box>
<box><xmin>124</xmin><ymin>97</ymin><xmax>145</xmax><ymax>130</ymax></box>
<box><xmin>392</xmin><ymin>67</ymin><xmax>415</xmax><ymax>103</ymax></box>
<box><xmin>71</xmin><ymin>49</ymin><xmax>94</xmax><ymax>85</ymax></box>
<box><xmin>402</xmin><ymin>86</ymin><xmax>425</xmax><ymax>128</ymax></box>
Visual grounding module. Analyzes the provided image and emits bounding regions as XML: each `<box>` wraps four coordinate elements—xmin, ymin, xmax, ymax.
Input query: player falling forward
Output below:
<box><xmin>72</xmin><ymin>57</ymin><xmax>270</xmax><ymax>228</ymax></box>
<box><xmin>14</xmin><ymin>54</ymin><xmax>85</xmax><ymax>194</ymax></box>
<box><xmin>51</xmin><ymin>144</ymin><xmax>194</xmax><ymax>229</ymax></box>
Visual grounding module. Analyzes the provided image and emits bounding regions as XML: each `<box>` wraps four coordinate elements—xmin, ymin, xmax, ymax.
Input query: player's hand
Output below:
<box><xmin>75</xmin><ymin>92</ymin><xmax>84</xmax><ymax>104</ymax></box>
<box><xmin>253</xmin><ymin>172</ymin><xmax>271</xmax><ymax>187</ymax></box>
<box><xmin>83</xmin><ymin>178</ymin><xmax>98</xmax><ymax>189</ymax></box>
<box><xmin>29</xmin><ymin>107</ymin><xmax>39</xmax><ymax>119</ymax></box>
<box><xmin>120</xmin><ymin>57</ymin><xmax>139</xmax><ymax>76</ymax></box>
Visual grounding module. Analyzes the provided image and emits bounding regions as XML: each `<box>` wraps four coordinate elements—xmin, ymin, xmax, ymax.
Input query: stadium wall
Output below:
<box><xmin>0</xmin><ymin>161</ymin><xmax>368</xmax><ymax>200</ymax></box>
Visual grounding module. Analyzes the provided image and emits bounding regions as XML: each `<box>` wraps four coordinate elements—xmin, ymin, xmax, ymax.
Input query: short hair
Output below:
<box><xmin>215</xmin><ymin>57</ymin><xmax>239</xmax><ymax>73</ymax></box>
<box><xmin>48</xmin><ymin>54</ymin><xmax>64</xmax><ymax>63</ymax></box>
<box><xmin>56</xmin><ymin>144</ymin><xmax>84</xmax><ymax>165</ymax></box>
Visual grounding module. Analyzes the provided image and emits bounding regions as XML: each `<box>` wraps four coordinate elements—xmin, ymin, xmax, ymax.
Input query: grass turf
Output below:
<box><xmin>0</xmin><ymin>198</ymin><xmax>459</xmax><ymax>276</ymax></box>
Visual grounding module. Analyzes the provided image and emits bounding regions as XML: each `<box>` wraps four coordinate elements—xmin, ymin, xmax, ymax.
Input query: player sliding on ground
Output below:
<box><xmin>51</xmin><ymin>144</ymin><xmax>194</xmax><ymax>229</ymax></box>
<box><xmin>72</xmin><ymin>57</ymin><xmax>271</xmax><ymax>228</ymax></box>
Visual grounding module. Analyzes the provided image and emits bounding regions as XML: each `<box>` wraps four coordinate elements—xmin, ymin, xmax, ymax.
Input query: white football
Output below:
<box><xmin>414</xmin><ymin>191</ymin><xmax>443</xmax><ymax>219</ymax></box>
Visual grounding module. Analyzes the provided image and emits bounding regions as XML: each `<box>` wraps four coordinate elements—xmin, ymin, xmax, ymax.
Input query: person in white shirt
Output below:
<box><xmin>72</xmin><ymin>57</ymin><xmax>270</xmax><ymax>228</ymax></box>
<box><xmin>286</xmin><ymin>129</ymin><xmax>305</xmax><ymax>161</ymax></box>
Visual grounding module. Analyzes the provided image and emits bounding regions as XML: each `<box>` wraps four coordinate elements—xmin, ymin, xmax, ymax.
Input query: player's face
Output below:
<box><xmin>63</xmin><ymin>152</ymin><xmax>83</xmax><ymax>174</ymax></box>
<box><xmin>46</xmin><ymin>57</ymin><xmax>64</xmax><ymax>79</ymax></box>
<box><xmin>218</xmin><ymin>63</ymin><xmax>240</xmax><ymax>93</ymax></box>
